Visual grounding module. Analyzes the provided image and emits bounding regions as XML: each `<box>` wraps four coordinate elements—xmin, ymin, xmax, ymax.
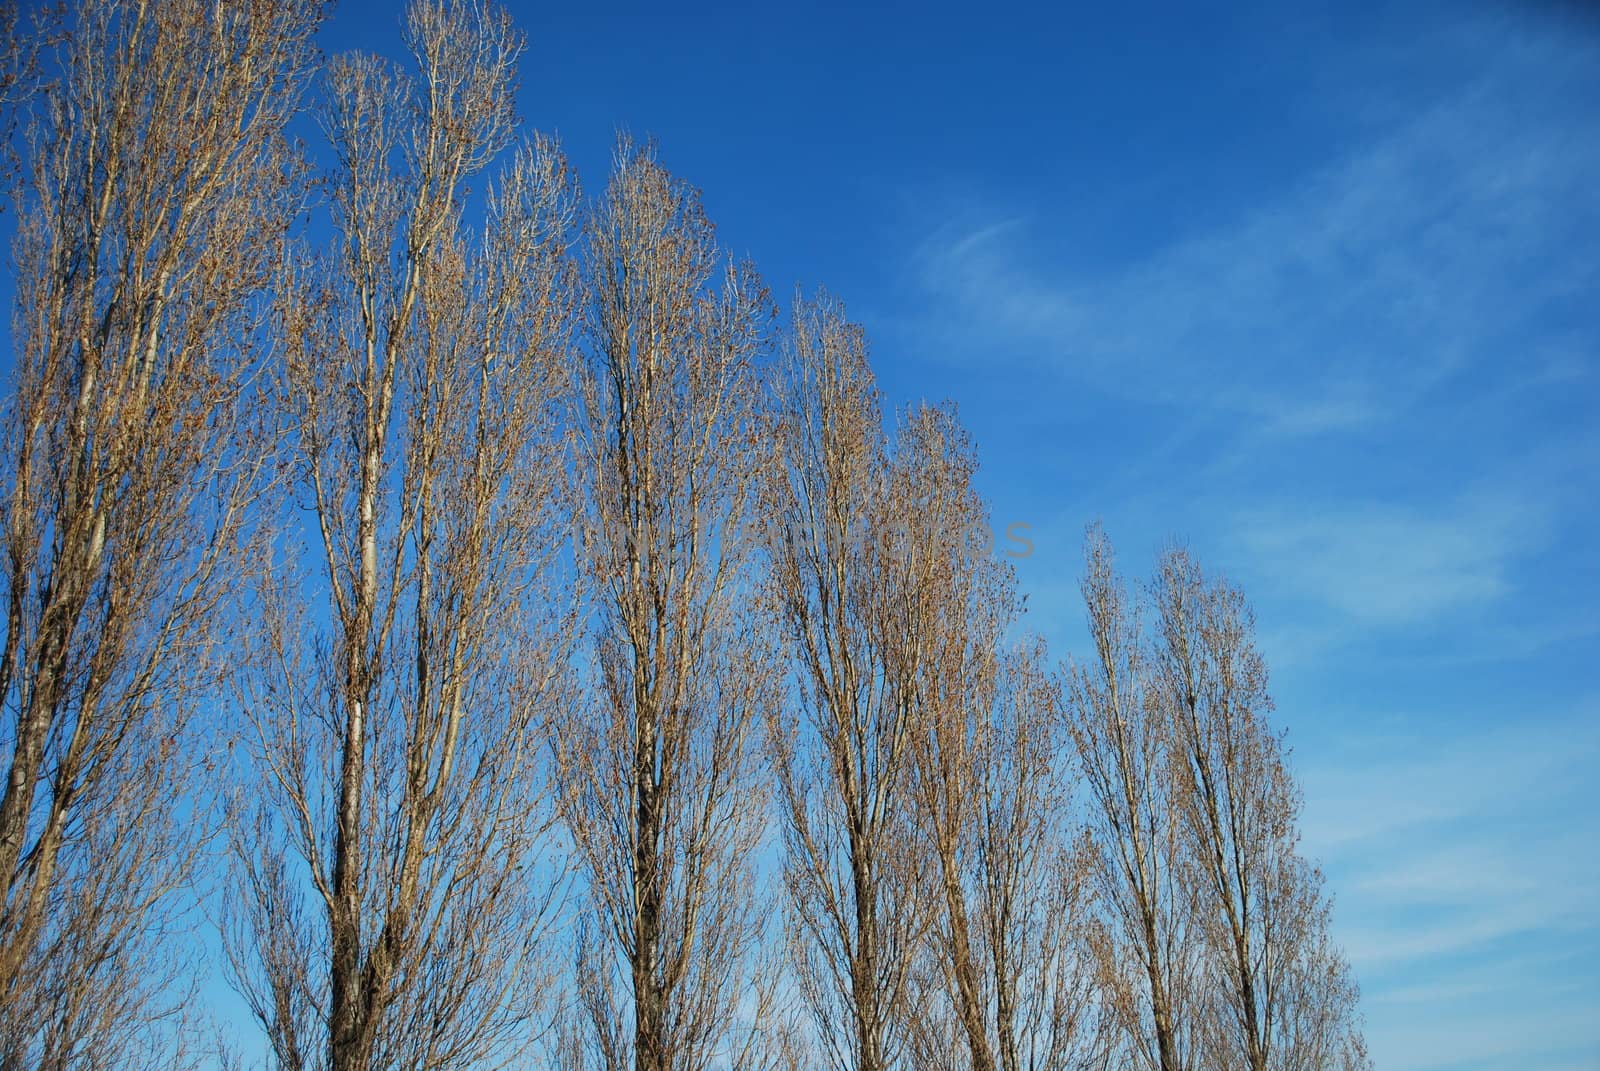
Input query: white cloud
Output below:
<box><xmin>897</xmin><ymin>15</ymin><xmax>1600</xmax><ymax>438</ymax></box>
<box><xmin>885</xmin><ymin>15</ymin><xmax>1600</xmax><ymax>1069</ymax></box>
<box><xmin>1297</xmin><ymin>702</ymin><xmax>1600</xmax><ymax>1069</ymax></box>
<box><xmin>1231</xmin><ymin>492</ymin><xmax>1540</xmax><ymax>627</ymax></box>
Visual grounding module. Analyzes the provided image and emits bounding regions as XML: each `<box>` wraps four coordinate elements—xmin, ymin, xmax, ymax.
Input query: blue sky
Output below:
<box><xmin>323</xmin><ymin>1</ymin><xmax>1598</xmax><ymax>1066</ymax></box>
<box><xmin>5</xmin><ymin>0</ymin><xmax>1594</xmax><ymax>1067</ymax></box>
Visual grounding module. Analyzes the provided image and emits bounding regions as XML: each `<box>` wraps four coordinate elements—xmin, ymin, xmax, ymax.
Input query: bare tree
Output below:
<box><xmin>555</xmin><ymin>137</ymin><xmax>782</xmax><ymax>1071</ymax></box>
<box><xmin>1148</xmin><ymin>549</ymin><xmax>1368</xmax><ymax>1071</ymax></box>
<box><xmin>765</xmin><ymin>294</ymin><xmax>951</xmax><ymax>1071</ymax></box>
<box><xmin>0</xmin><ymin>0</ymin><xmax>320</xmax><ymax>1066</ymax></box>
<box><xmin>896</xmin><ymin>402</ymin><xmax>1009</xmax><ymax>1071</ymax></box>
<box><xmin>873</xmin><ymin>402</ymin><xmax>1106</xmax><ymax>1071</ymax></box>
<box><xmin>1071</xmin><ymin>530</ymin><xmax>1368</xmax><ymax>1071</ymax></box>
<box><xmin>1067</xmin><ymin>526</ymin><xmax>1197</xmax><ymax>1071</ymax></box>
<box><xmin>223</xmin><ymin>3</ymin><xmax>581</xmax><ymax>1069</ymax></box>
<box><xmin>909</xmin><ymin>625</ymin><xmax>1106</xmax><ymax>1071</ymax></box>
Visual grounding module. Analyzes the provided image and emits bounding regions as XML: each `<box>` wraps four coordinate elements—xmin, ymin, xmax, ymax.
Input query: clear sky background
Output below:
<box><xmin>7</xmin><ymin>0</ymin><xmax>1595</xmax><ymax>1067</ymax></box>
<box><xmin>313</xmin><ymin>1</ymin><xmax>1599</xmax><ymax>1067</ymax></box>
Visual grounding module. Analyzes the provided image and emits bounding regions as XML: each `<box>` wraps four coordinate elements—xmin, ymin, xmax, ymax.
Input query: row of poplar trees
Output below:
<box><xmin>0</xmin><ymin>2</ymin><xmax>1370</xmax><ymax>1070</ymax></box>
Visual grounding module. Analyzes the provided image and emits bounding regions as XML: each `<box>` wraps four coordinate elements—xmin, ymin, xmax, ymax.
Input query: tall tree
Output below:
<box><xmin>555</xmin><ymin>138</ymin><xmax>782</xmax><ymax>1071</ymax></box>
<box><xmin>0</xmin><ymin>0</ymin><xmax>320</xmax><ymax>1065</ymax></box>
<box><xmin>1068</xmin><ymin>526</ymin><xmax>1197</xmax><ymax>1071</ymax></box>
<box><xmin>766</xmin><ymin>295</ymin><xmax>947</xmax><ymax>1071</ymax></box>
<box><xmin>909</xmin><ymin>627</ymin><xmax>1106</xmax><ymax>1071</ymax></box>
<box><xmin>1149</xmin><ymin>549</ymin><xmax>1368</xmax><ymax>1071</ymax></box>
<box><xmin>897</xmin><ymin>402</ymin><xmax>1010</xmax><ymax>1071</ymax></box>
<box><xmin>223</xmin><ymin>3</ymin><xmax>581</xmax><ymax>1068</ymax></box>
<box><xmin>887</xmin><ymin>402</ymin><xmax>1105</xmax><ymax>1071</ymax></box>
<box><xmin>1072</xmin><ymin>528</ymin><xmax>1369</xmax><ymax>1071</ymax></box>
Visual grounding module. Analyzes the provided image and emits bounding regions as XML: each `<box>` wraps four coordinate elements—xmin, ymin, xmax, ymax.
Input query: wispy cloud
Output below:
<box><xmin>1232</xmin><ymin>491</ymin><xmax>1542</xmax><ymax>627</ymax></box>
<box><xmin>885</xmin><ymin>13</ymin><xmax>1600</xmax><ymax>1071</ymax></box>
<box><xmin>896</xmin><ymin>14</ymin><xmax>1600</xmax><ymax>438</ymax></box>
<box><xmin>1298</xmin><ymin>701</ymin><xmax>1600</xmax><ymax>1070</ymax></box>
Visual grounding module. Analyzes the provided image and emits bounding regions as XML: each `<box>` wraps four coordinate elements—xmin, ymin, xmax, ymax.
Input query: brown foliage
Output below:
<box><xmin>555</xmin><ymin>137</ymin><xmax>784</xmax><ymax>1071</ymax></box>
<box><xmin>223</xmin><ymin>3</ymin><xmax>581</xmax><ymax>1069</ymax></box>
<box><xmin>1069</xmin><ymin>528</ymin><xmax>1368</xmax><ymax>1071</ymax></box>
<box><xmin>0</xmin><ymin>0</ymin><xmax>320</xmax><ymax>1065</ymax></box>
<box><xmin>765</xmin><ymin>293</ymin><xmax>924</xmax><ymax>1071</ymax></box>
<box><xmin>0</xmin><ymin>6</ymin><xmax>1373</xmax><ymax>1070</ymax></box>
